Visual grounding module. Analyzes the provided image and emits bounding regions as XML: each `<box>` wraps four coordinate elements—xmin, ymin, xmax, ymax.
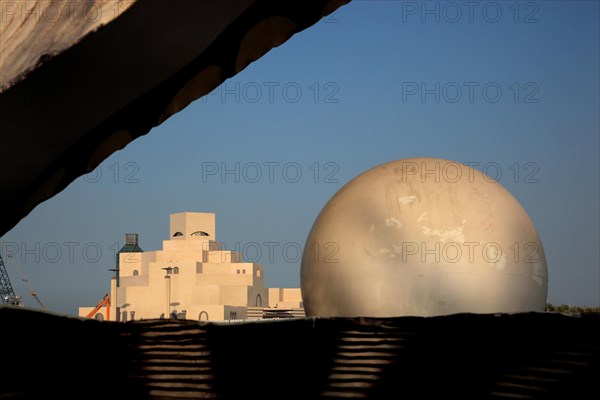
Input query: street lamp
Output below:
<box><xmin>161</xmin><ymin>267</ymin><xmax>173</xmax><ymax>318</ymax></box>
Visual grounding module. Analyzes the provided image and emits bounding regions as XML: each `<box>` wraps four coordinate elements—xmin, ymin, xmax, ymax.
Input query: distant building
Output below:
<box><xmin>79</xmin><ymin>212</ymin><xmax>304</xmax><ymax>321</ymax></box>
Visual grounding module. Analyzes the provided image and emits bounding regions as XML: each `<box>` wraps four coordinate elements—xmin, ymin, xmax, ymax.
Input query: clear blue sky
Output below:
<box><xmin>2</xmin><ymin>1</ymin><xmax>598</xmax><ymax>314</ymax></box>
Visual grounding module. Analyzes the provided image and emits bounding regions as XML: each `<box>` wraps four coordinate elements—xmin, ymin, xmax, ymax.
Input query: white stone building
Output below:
<box><xmin>79</xmin><ymin>212</ymin><xmax>303</xmax><ymax>321</ymax></box>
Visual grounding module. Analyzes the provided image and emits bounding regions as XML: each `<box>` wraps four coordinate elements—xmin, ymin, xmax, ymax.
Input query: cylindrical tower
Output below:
<box><xmin>115</xmin><ymin>233</ymin><xmax>143</xmax><ymax>286</ymax></box>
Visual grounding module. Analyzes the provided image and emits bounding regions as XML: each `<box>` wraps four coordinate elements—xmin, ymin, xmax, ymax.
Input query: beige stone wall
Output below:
<box><xmin>161</xmin><ymin>237</ymin><xmax>216</xmax><ymax>254</ymax></box>
<box><xmin>268</xmin><ymin>288</ymin><xmax>303</xmax><ymax>308</ymax></box>
<box><xmin>140</xmin><ymin>252</ymin><xmax>157</xmax><ymax>275</ymax></box>
<box><xmin>223</xmin><ymin>305</ymin><xmax>247</xmax><ymax>321</ymax></box>
<box><xmin>78</xmin><ymin>307</ymin><xmax>94</xmax><ymax>318</ymax></box>
<box><xmin>281</xmin><ymin>288</ymin><xmax>303</xmax><ymax>303</ymax></box>
<box><xmin>248</xmin><ymin>285</ymin><xmax>269</xmax><ymax>308</ymax></box>
<box><xmin>206</xmin><ymin>250</ymin><xmax>241</xmax><ymax>263</ymax></box>
<box><xmin>219</xmin><ymin>285</ymin><xmax>249</xmax><ymax>306</ymax></box>
<box><xmin>119</xmin><ymin>275</ymin><xmax>148</xmax><ymax>287</ymax></box>
<box><xmin>170</xmin><ymin>212</ymin><xmax>215</xmax><ymax>238</ymax></box>
<box><xmin>119</xmin><ymin>252</ymin><xmax>142</xmax><ymax>276</ymax></box>
<box><xmin>187</xmin><ymin>305</ymin><xmax>226</xmax><ymax>321</ymax></box>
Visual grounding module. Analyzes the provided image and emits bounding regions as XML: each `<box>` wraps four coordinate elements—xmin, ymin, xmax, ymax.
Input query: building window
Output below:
<box><xmin>173</xmin><ymin>231</ymin><xmax>183</xmax><ymax>237</ymax></box>
<box><xmin>242</xmin><ymin>269</ymin><xmax>246</xmax><ymax>274</ymax></box>
<box><xmin>130</xmin><ymin>311</ymin><xmax>135</xmax><ymax>320</ymax></box>
<box><xmin>133</xmin><ymin>269</ymin><xmax>139</xmax><ymax>276</ymax></box>
<box><xmin>199</xmin><ymin>311</ymin><xmax>209</xmax><ymax>321</ymax></box>
<box><xmin>191</xmin><ymin>231</ymin><xmax>210</xmax><ymax>236</ymax></box>
<box><xmin>122</xmin><ymin>311</ymin><xmax>128</xmax><ymax>322</ymax></box>
<box><xmin>257</xmin><ymin>269</ymin><xmax>261</xmax><ymax>277</ymax></box>
<box><xmin>173</xmin><ymin>267</ymin><xmax>179</xmax><ymax>274</ymax></box>
<box><xmin>256</xmin><ymin>294</ymin><xmax>262</xmax><ymax>307</ymax></box>
<box><xmin>236</xmin><ymin>269</ymin><xmax>240</xmax><ymax>274</ymax></box>
<box><xmin>94</xmin><ymin>313</ymin><xmax>104</xmax><ymax>321</ymax></box>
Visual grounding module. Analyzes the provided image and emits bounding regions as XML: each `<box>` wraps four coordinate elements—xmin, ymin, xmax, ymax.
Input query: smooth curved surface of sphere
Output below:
<box><xmin>301</xmin><ymin>158</ymin><xmax>548</xmax><ymax>317</ymax></box>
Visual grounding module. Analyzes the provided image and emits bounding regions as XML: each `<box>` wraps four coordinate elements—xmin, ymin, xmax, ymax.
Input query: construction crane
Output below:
<box><xmin>86</xmin><ymin>293</ymin><xmax>111</xmax><ymax>320</ymax></box>
<box><xmin>0</xmin><ymin>253</ymin><xmax>22</xmax><ymax>306</ymax></box>
<box><xmin>7</xmin><ymin>254</ymin><xmax>47</xmax><ymax>311</ymax></box>
<box><xmin>0</xmin><ymin>252</ymin><xmax>46</xmax><ymax>310</ymax></box>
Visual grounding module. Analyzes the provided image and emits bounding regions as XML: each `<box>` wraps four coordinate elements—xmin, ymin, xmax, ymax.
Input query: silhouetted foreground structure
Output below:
<box><xmin>0</xmin><ymin>308</ymin><xmax>598</xmax><ymax>399</ymax></box>
<box><xmin>0</xmin><ymin>0</ymin><xmax>350</xmax><ymax>237</ymax></box>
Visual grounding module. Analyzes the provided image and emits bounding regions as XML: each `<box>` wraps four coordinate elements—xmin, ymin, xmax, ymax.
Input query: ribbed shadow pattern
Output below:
<box><xmin>0</xmin><ymin>309</ymin><xmax>598</xmax><ymax>399</ymax></box>
<box><xmin>129</xmin><ymin>320</ymin><xmax>216</xmax><ymax>399</ymax></box>
<box><xmin>489</xmin><ymin>342</ymin><xmax>600</xmax><ymax>399</ymax></box>
<box><xmin>320</xmin><ymin>326</ymin><xmax>411</xmax><ymax>398</ymax></box>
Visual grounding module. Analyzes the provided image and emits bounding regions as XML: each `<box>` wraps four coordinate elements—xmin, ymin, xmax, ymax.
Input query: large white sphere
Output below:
<box><xmin>301</xmin><ymin>158</ymin><xmax>548</xmax><ymax>317</ymax></box>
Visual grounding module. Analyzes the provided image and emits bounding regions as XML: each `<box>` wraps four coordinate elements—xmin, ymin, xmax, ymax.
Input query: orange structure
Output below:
<box><xmin>85</xmin><ymin>294</ymin><xmax>111</xmax><ymax>321</ymax></box>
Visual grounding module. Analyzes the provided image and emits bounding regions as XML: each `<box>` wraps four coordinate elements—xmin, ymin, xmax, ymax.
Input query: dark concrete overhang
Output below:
<box><xmin>0</xmin><ymin>0</ymin><xmax>350</xmax><ymax>236</ymax></box>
